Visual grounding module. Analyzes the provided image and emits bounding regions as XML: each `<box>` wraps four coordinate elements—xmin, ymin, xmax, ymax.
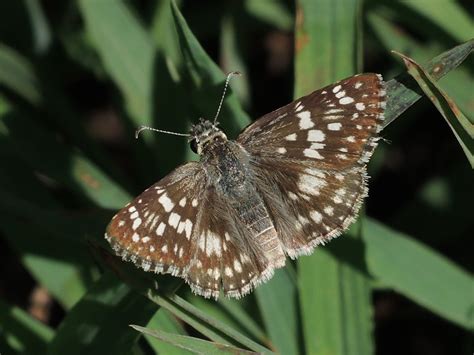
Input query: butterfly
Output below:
<box><xmin>105</xmin><ymin>73</ymin><xmax>386</xmax><ymax>299</ymax></box>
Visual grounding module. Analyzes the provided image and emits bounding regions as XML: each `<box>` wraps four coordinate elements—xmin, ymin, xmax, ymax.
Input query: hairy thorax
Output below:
<box><xmin>201</xmin><ymin>137</ymin><xmax>251</xmax><ymax>198</ymax></box>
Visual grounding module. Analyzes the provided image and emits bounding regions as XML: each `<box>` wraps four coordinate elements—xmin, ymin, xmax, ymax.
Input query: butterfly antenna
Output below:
<box><xmin>135</xmin><ymin>125</ymin><xmax>190</xmax><ymax>139</ymax></box>
<box><xmin>213</xmin><ymin>71</ymin><xmax>242</xmax><ymax>126</ymax></box>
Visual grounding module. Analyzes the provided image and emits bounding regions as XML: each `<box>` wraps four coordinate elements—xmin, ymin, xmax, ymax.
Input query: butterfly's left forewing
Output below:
<box><xmin>106</xmin><ymin>162</ymin><xmax>207</xmax><ymax>277</ymax></box>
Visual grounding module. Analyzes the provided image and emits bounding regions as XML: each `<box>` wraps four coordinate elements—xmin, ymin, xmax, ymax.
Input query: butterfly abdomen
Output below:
<box><xmin>202</xmin><ymin>139</ymin><xmax>286</xmax><ymax>269</ymax></box>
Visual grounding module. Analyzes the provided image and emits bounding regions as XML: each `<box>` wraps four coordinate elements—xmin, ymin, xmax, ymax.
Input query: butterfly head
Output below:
<box><xmin>189</xmin><ymin>118</ymin><xmax>227</xmax><ymax>155</ymax></box>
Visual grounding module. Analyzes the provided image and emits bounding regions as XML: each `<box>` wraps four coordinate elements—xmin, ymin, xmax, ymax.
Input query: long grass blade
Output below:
<box><xmin>295</xmin><ymin>1</ymin><xmax>374</xmax><ymax>354</ymax></box>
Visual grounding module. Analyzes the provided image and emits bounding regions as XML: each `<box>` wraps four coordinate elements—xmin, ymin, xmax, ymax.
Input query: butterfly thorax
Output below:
<box><xmin>189</xmin><ymin>118</ymin><xmax>228</xmax><ymax>155</ymax></box>
<box><xmin>201</xmin><ymin>136</ymin><xmax>250</xmax><ymax>198</ymax></box>
<box><xmin>189</xmin><ymin>118</ymin><xmax>251</xmax><ymax>196</ymax></box>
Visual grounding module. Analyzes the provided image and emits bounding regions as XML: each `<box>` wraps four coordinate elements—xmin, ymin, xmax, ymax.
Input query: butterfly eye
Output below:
<box><xmin>190</xmin><ymin>139</ymin><xmax>198</xmax><ymax>153</ymax></box>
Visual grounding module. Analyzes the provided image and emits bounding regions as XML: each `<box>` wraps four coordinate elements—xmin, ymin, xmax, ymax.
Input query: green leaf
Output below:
<box><xmin>217</xmin><ymin>298</ymin><xmax>267</xmax><ymax>343</ymax></box>
<box><xmin>0</xmin><ymin>43</ymin><xmax>41</xmax><ymax>104</ymax></box>
<box><xmin>78</xmin><ymin>0</ymin><xmax>155</xmax><ymax>124</ymax></box>
<box><xmin>392</xmin><ymin>50</ymin><xmax>474</xmax><ymax>167</ymax></box>
<box><xmin>0</xmin><ymin>299</ymin><xmax>54</xmax><ymax>353</ymax></box>
<box><xmin>0</xmin><ymin>107</ymin><xmax>131</xmax><ymax>209</ymax></box>
<box><xmin>171</xmin><ymin>0</ymin><xmax>251</xmax><ymax>137</ymax></box>
<box><xmin>0</xmin><ymin>189</ymin><xmax>91</xmax><ymax>309</ymax></box>
<box><xmin>399</xmin><ymin>0</ymin><xmax>473</xmax><ymax>43</ymax></box>
<box><xmin>255</xmin><ymin>268</ymin><xmax>299</xmax><ymax>355</ymax></box>
<box><xmin>131</xmin><ymin>326</ymin><xmax>257</xmax><ymax>354</ymax></box>
<box><xmin>0</xmin><ymin>46</ymin><xmax>129</xmax><ymax>184</ymax></box>
<box><xmin>147</xmin><ymin>293</ymin><xmax>273</xmax><ymax>354</ymax></box>
<box><xmin>49</xmin><ymin>272</ymin><xmax>158</xmax><ymax>355</ymax></box>
<box><xmin>145</xmin><ymin>309</ymin><xmax>191</xmax><ymax>355</ymax></box>
<box><xmin>363</xmin><ymin>218</ymin><xmax>474</xmax><ymax>330</ymax></box>
<box><xmin>367</xmin><ymin>12</ymin><xmax>474</xmax><ymax>122</ymax></box>
<box><xmin>295</xmin><ymin>1</ymin><xmax>373</xmax><ymax>354</ymax></box>
<box><xmin>24</xmin><ymin>0</ymin><xmax>51</xmax><ymax>54</ymax></box>
<box><xmin>383</xmin><ymin>39</ymin><xmax>474</xmax><ymax>128</ymax></box>
<box><xmin>189</xmin><ymin>296</ymin><xmax>266</xmax><ymax>344</ymax></box>
<box><xmin>244</xmin><ymin>0</ymin><xmax>293</xmax><ymax>31</ymax></box>
<box><xmin>221</xmin><ymin>14</ymin><xmax>251</xmax><ymax>107</ymax></box>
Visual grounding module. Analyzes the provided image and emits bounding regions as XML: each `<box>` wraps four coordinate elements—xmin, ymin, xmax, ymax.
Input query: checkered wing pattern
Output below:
<box><xmin>106</xmin><ymin>163</ymin><xmax>274</xmax><ymax>299</ymax></box>
<box><xmin>186</xmin><ymin>186</ymin><xmax>275</xmax><ymax>299</ymax></box>
<box><xmin>106</xmin><ymin>163</ymin><xmax>207</xmax><ymax>278</ymax></box>
<box><xmin>238</xmin><ymin>73</ymin><xmax>385</xmax><ymax>168</ymax></box>
<box><xmin>237</xmin><ymin>73</ymin><xmax>386</xmax><ymax>255</ymax></box>
<box><xmin>106</xmin><ymin>73</ymin><xmax>386</xmax><ymax>299</ymax></box>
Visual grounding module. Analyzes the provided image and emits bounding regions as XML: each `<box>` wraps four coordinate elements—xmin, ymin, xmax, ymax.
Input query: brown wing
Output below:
<box><xmin>106</xmin><ymin>162</ymin><xmax>280</xmax><ymax>299</ymax></box>
<box><xmin>237</xmin><ymin>73</ymin><xmax>386</xmax><ymax>256</ymax></box>
<box><xmin>185</xmin><ymin>186</ymin><xmax>280</xmax><ymax>299</ymax></box>
<box><xmin>106</xmin><ymin>162</ymin><xmax>207</xmax><ymax>277</ymax></box>
<box><xmin>237</xmin><ymin>73</ymin><xmax>385</xmax><ymax>170</ymax></box>
<box><xmin>251</xmin><ymin>159</ymin><xmax>367</xmax><ymax>257</ymax></box>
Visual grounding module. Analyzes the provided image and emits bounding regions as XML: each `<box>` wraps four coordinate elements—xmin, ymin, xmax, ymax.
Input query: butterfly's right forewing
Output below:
<box><xmin>237</xmin><ymin>73</ymin><xmax>386</xmax><ymax>257</ymax></box>
<box><xmin>238</xmin><ymin>73</ymin><xmax>385</xmax><ymax>169</ymax></box>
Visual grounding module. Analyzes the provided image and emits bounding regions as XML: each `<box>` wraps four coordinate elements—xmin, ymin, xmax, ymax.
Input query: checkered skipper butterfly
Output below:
<box><xmin>106</xmin><ymin>72</ymin><xmax>386</xmax><ymax>299</ymax></box>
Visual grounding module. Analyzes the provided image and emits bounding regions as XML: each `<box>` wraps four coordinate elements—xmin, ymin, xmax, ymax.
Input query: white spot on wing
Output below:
<box><xmin>298</xmin><ymin>174</ymin><xmax>327</xmax><ymax>195</ymax></box>
<box><xmin>298</xmin><ymin>111</ymin><xmax>314</xmax><ymax>129</ymax></box>
<box><xmin>168</xmin><ymin>212</ymin><xmax>181</xmax><ymax>229</ymax></box>
<box><xmin>332</xmin><ymin>84</ymin><xmax>341</xmax><ymax>93</ymax></box>
<box><xmin>310</xmin><ymin>211</ymin><xmax>322</xmax><ymax>223</ymax></box>
<box><xmin>132</xmin><ymin>233</ymin><xmax>140</xmax><ymax>242</ymax></box>
<box><xmin>225</xmin><ymin>267</ymin><xmax>233</xmax><ymax>277</ymax></box>
<box><xmin>339</xmin><ymin>97</ymin><xmax>354</xmax><ymax>105</ymax></box>
<box><xmin>285</xmin><ymin>133</ymin><xmax>297</xmax><ymax>141</ymax></box>
<box><xmin>184</xmin><ymin>219</ymin><xmax>193</xmax><ymax>240</ymax></box>
<box><xmin>205</xmin><ymin>231</ymin><xmax>222</xmax><ymax>257</ymax></box>
<box><xmin>158</xmin><ymin>193</ymin><xmax>174</xmax><ymax>212</ymax></box>
<box><xmin>303</xmin><ymin>149</ymin><xmax>324</xmax><ymax>159</ymax></box>
<box><xmin>179</xmin><ymin>197</ymin><xmax>187</xmax><ymax>207</ymax></box>
<box><xmin>324</xmin><ymin>206</ymin><xmax>334</xmax><ymax>216</ymax></box>
<box><xmin>156</xmin><ymin>222</ymin><xmax>166</xmax><ymax>236</ymax></box>
<box><xmin>327</xmin><ymin>123</ymin><xmax>342</xmax><ymax>131</ymax></box>
<box><xmin>307</xmin><ymin>130</ymin><xmax>325</xmax><ymax>142</ymax></box>
<box><xmin>288</xmin><ymin>191</ymin><xmax>298</xmax><ymax>200</ymax></box>
<box><xmin>132</xmin><ymin>218</ymin><xmax>142</xmax><ymax>230</ymax></box>
<box><xmin>356</xmin><ymin>102</ymin><xmax>366</xmax><ymax>111</ymax></box>
<box><xmin>234</xmin><ymin>259</ymin><xmax>242</xmax><ymax>273</ymax></box>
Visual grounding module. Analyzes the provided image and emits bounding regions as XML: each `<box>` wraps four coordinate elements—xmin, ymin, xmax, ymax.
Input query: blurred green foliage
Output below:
<box><xmin>0</xmin><ymin>0</ymin><xmax>472</xmax><ymax>354</ymax></box>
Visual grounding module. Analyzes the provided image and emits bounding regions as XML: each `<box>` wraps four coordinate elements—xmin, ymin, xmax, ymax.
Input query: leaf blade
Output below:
<box><xmin>393</xmin><ymin>50</ymin><xmax>473</xmax><ymax>167</ymax></box>
<box><xmin>131</xmin><ymin>326</ymin><xmax>257</xmax><ymax>355</ymax></box>
<box><xmin>363</xmin><ymin>218</ymin><xmax>474</xmax><ymax>329</ymax></box>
